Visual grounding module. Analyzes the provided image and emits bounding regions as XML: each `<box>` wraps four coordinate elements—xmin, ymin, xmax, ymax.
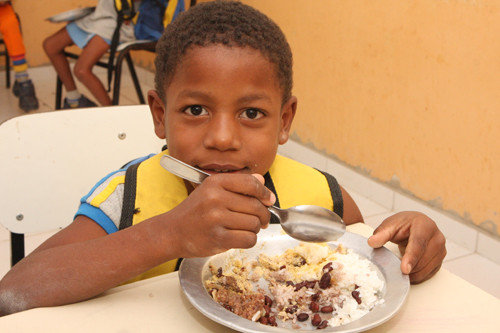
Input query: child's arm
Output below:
<box><xmin>0</xmin><ymin>174</ymin><xmax>274</xmax><ymax>316</ymax></box>
<box><xmin>340</xmin><ymin>186</ymin><xmax>364</xmax><ymax>225</ymax></box>
<box><xmin>367</xmin><ymin>211</ymin><xmax>446</xmax><ymax>284</ymax></box>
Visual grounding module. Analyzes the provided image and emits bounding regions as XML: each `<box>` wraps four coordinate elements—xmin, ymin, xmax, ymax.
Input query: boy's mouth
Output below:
<box><xmin>198</xmin><ymin>164</ymin><xmax>247</xmax><ymax>175</ymax></box>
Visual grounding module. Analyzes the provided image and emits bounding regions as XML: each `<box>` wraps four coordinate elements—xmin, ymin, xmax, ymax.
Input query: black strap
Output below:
<box><xmin>264</xmin><ymin>170</ymin><xmax>344</xmax><ymax>222</ymax></box>
<box><xmin>264</xmin><ymin>172</ymin><xmax>280</xmax><ymax>224</ymax></box>
<box><xmin>118</xmin><ymin>159</ymin><xmax>183</xmax><ymax>271</ymax></box>
<box><xmin>119</xmin><ymin>162</ymin><xmax>141</xmax><ymax>230</ymax></box>
<box><xmin>317</xmin><ymin>170</ymin><xmax>344</xmax><ymax>219</ymax></box>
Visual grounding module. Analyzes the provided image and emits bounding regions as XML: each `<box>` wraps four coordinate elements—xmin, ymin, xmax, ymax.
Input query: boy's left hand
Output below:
<box><xmin>367</xmin><ymin>211</ymin><xmax>447</xmax><ymax>284</ymax></box>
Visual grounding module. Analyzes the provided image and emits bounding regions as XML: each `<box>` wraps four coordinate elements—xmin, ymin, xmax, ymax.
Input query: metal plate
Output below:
<box><xmin>46</xmin><ymin>7</ymin><xmax>95</xmax><ymax>23</ymax></box>
<box><xmin>179</xmin><ymin>224</ymin><xmax>409</xmax><ymax>332</ymax></box>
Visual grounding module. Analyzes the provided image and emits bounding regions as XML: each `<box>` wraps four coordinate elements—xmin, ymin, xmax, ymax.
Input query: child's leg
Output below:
<box><xmin>73</xmin><ymin>35</ymin><xmax>112</xmax><ymax>106</ymax></box>
<box><xmin>0</xmin><ymin>5</ymin><xmax>25</xmax><ymax>78</ymax></box>
<box><xmin>42</xmin><ymin>27</ymin><xmax>78</xmax><ymax>93</ymax></box>
<box><xmin>0</xmin><ymin>4</ymin><xmax>38</xmax><ymax>111</ymax></box>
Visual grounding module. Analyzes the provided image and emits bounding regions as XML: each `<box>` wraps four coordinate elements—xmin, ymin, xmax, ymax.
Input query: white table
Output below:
<box><xmin>1</xmin><ymin>223</ymin><xmax>498</xmax><ymax>332</ymax></box>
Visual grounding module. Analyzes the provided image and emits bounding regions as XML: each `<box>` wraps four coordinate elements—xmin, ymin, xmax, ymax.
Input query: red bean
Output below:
<box><xmin>352</xmin><ymin>290</ymin><xmax>362</xmax><ymax>304</ymax></box>
<box><xmin>311</xmin><ymin>313</ymin><xmax>322</xmax><ymax>326</ymax></box>
<box><xmin>309</xmin><ymin>301</ymin><xmax>320</xmax><ymax>312</ymax></box>
<box><xmin>317</xmin><ymin>320</ymin><xmax>328</xmax><ymax>329</ymax></box>
<box><xmin>319</xmin><ymin>272</ymin><xmax>331</xmax><ymax>289</ymax></box>
<box><xmin>320</xmin><ymin>305</ymin><xmax>333</xmax><ymax>313</ymax></box>
<box><xmin>297</xmin><ymin>313</ymin><xmax>309</xmax><ymax>322</ymax></box>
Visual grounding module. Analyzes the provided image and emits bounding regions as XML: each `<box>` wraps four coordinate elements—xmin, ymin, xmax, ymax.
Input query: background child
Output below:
<box><xmin>0</xmin><ymin>1</ymin><xmax>446</xmax><ymax>316</ymax></box>
<box><xmin>0</xmin><ymin>1</ymin><xmax>38</xmax><ymax>112</ymax></box>
<box><xmin>42</xmin><ymin>0</ymin><xmax>138</xmax><ymax>108</ymax></box>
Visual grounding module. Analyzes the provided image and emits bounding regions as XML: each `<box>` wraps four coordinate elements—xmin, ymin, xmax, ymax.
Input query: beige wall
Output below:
<box><xmin>243</xmin><ymin>0</ymin><xmax>500</xmax><ymax>238</ymax></box>
<box><xmin>13</xmin><ymin>0</ymin><xmax>500</xmax><ymax>239</ymax></box>
<box><xmin>9</xmin><ymin>0</ymin><xmax>96</xmax><ymax>64</ymax></box>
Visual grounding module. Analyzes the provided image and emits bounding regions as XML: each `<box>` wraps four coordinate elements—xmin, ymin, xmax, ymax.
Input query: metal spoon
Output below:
<box><xmin>160</xmin><ymin>155</ymin><xmax>346</xmax><ymax>242</ymax></box>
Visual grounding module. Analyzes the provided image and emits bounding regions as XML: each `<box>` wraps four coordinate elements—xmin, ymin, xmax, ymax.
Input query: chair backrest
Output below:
<box><xmin>0</xmin><ymin>105</ymin><xmax>164</xmax><ymax>235</ymax></box>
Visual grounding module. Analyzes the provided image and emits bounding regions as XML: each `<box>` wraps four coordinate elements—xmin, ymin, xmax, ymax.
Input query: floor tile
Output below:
<box><xmin>363</xmin><ymin>212</ymin><xmax>394</xmax><ymax>230</ymax></box>
<box><xmin>477</xmin><ymin>232</ymin><xmax>500</xmax><ymax>265</ymax></box>
<box><xmin>347</xmin><ymin>188</ymin><xmax>391</xmax><ymax>219</ymax></box>
<box><xmin>326</xmin><ymin>158</ymin><xmax>395</xmax><ymax>211</ymax></box>
<box><xmin>443</xmin><ymin>254</ymin><xmax>500</xmax><ymax>299</ymax></box>
<box><xmin>444</xmin><ymin>239</ymin><xmax>474</xmax><ymax>262</ymax></box>
<box><xmin>278</xmin><ymin>140</ymin><xmax>328</xmax><ymax>171</ymax></box>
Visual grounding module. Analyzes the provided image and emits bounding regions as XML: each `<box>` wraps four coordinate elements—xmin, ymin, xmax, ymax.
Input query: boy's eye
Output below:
<box><xmin>184</xmin><ymin>105</ymin><xmax>208</xmax><ymax>116</ymax></box>
<box><xmin>241</xmin><ymin>108</ymin><xmax>264</xmax><ymax>120</ymax></box>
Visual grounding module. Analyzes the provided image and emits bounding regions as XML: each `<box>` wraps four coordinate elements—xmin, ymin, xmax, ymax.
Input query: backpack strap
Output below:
<box><xmin>316</xmin><ymin>170</ymin><xmax>344</xmax><ymax>219</ymax></box>
<box><xmin>264</xmin><ymin>172</ymin><xmax>280</xmax><ymax>225</ymax></box>
<box><xmin>119</xmin><ymin>161</ymin><xmax>140</xmax><ymax>230</ymax></box>
<box><xmin>118</xmin><ymin>159</ymin><xmax>183</xmax><ymax>271</ymax></box>
<box><xmin>264</xmin><ymin>169</ymin><xmax>344</xmax><ymax>223</ymax></box>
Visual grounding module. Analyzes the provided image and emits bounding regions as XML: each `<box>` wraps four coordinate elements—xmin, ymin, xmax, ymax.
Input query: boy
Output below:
<box><xmin>0</xmin><ymin>1</ymin><xmax>446</xmax><ymax>316</ymax></box>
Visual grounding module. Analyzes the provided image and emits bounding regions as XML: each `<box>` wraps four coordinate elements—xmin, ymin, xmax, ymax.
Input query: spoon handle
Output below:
<box><xmin>160</xmin><ymin>155</ymin><xmax>209</xmax><ymax>184</ymax></box>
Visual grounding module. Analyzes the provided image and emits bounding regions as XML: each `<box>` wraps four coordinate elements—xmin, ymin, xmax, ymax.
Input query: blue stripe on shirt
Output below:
<box><xmin>75</xmin><ymin>203</ymin><xmax>119</xmax><ymax>234</ymax></box>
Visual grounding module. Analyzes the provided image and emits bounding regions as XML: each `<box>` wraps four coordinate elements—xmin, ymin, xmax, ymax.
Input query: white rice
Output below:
<box><xmin>325</xmin><ymin>249</ymin><xmax>385</xmax><ymax>326</ymax></box>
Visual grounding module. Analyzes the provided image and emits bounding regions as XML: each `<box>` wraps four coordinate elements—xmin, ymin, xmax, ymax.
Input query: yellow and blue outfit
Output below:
<box><xmin>75</xmin><ymin>151</ymin><xmax>344</xmax><ymax>282</ymax></box>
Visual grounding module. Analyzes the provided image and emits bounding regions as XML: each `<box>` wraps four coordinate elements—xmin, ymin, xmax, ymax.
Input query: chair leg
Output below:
<box><xmin>112</xmin><ymin>51</ymin><xmax>146</xmax><ymax>105</ymax></box>
<box><xmin>6</xmin><ymin>49</ymin><xmax>10</xmax><ymax>89</ymax></box>
<box><xmin>10</xmin><ymin>232</ymin><xmax>25</xmax><ymax>267</ymax></box>
<box><xmin>126</xmin><ymin>53</ymin><xmax>145</xmax><ymax>104</ymax></box>
<box><xmin>111</xmin><ymin>52</ymin><xmax>125</xmax><ymax>105</ymax></box>
<box><xmin>55</xmin><ymin>76</ymin><xmax>63</xmax><ymax>110</ymax></box>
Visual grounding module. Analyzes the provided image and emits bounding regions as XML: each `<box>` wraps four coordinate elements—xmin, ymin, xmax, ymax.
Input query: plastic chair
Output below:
<box><xmin>0</xmin><ymin>105</ymin><xmax>165</xmax><ymax>266</ymax></box>
<box><xmin>55</xmin><ymin>39</ymin><xmax>156</xmax><ymax>109</ymax></box>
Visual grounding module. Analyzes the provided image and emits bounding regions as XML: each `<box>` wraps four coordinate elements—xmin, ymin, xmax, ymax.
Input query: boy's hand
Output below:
<box><xmin>167</xmin><ymin>173</ymin><xmax>275</xmax><ymax>258</ymax></box>
<box><xmin>367</xmin><ymin>211</ymin><xmax>446</xmax><ymax>284</ymax></box>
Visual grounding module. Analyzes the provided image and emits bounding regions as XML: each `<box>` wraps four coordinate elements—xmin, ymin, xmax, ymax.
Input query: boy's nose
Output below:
<box><xmin>204</xmin><ymin>116</ymin><xmax>242</xmax><ymax>151</ymax></box>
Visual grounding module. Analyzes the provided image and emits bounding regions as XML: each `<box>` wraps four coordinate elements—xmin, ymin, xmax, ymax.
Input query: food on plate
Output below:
<box><xmin>205</xmin><ymin>243</ymin><xmax>385</xmax><ymax>330</ymax></box>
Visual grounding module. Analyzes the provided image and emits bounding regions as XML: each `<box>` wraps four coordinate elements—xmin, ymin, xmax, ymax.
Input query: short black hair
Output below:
<box><xmin>154</xmin><ymin>0</ymin><xmax>293</xmax><ymax>104</ymax></box>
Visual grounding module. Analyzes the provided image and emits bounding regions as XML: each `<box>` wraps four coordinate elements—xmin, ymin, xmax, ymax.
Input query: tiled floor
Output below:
<box><xmin>1</xmin><ymin>65</ymin><xmax>499</xmax><ymax>300</ymax></box>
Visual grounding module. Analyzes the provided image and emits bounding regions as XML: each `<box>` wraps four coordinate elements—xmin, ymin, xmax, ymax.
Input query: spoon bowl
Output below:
<box><xmin>160</xmin><ymin>155</ymin><xmax>346</xmax><ymax>242</ymax></box>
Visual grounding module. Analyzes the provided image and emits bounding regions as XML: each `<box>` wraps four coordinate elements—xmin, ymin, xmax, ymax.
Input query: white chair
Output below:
<box><xmin>0</xmin><ymin>105</ymin><xmax>164</xmax><ymax>266</ymax></box>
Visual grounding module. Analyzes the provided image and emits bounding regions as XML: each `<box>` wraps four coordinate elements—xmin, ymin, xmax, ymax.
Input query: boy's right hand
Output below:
<box><xmin>165</xmin><ymin>173</ymin><xmax>276</xmax><ymax>258</ymax></box>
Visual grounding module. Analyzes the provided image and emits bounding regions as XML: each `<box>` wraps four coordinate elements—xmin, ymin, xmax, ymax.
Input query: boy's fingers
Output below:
<box><xmin>367</xmin><ymin>228</ymin><xmax>392</xmax><ymax>248</ymax></box>
<box><xmin>251</xmin><ymin>173</ymin><xmax>265</xmax><ymax>184</ymax></box>
<box><xmin>399</xmin><ymin>235</ymin><xmax>427</xmax><ymax>274</ymax></box>
<box><xmin>367</xmin><ymin>220</ymin><xmax>409</xmax><ymax>248</ymax></box>
<box><xmin>214</xmin><ymin>173</ymin><xmax>276</xmax><ymax>206</ymax></box>
<box><xmin>403</xmin><ymin>232</ymin><xmax>447</xmax><ymax>283</ymax></box>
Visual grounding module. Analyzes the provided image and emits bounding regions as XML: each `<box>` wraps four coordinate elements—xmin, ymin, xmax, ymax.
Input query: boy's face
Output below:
<box><xmin>149</xmin><ymin>45</ymin><xmax>296</xmax><ymax>177</ymax></box>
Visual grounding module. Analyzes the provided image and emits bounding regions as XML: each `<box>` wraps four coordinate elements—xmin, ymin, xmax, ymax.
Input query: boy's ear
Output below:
<box><xmin>279</xmin><ymin>96</ymin><xmax>297</xmax><ymax>144</ymax></box>
<box><xmin>148</xmin><ymin>90</ymin><xmax>166</xmax><ymax>139</ymax></box>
